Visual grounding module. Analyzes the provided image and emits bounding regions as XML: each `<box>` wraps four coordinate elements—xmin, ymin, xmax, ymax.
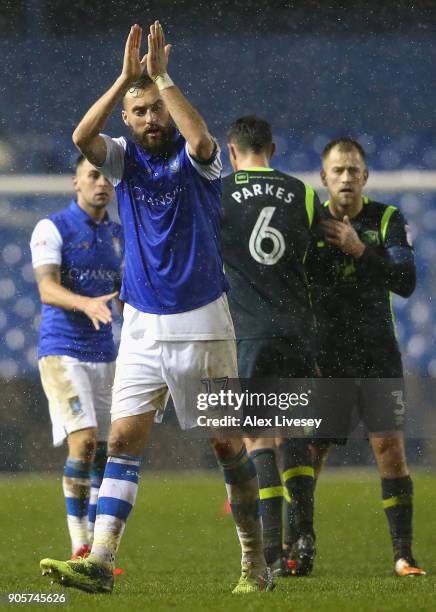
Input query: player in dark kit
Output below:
<box><xmin>221</xmin><ymin>115</ymin><xmax>319</xmax><ymax>576</ymax></box>
<box><xmin>306</xmin><ymin>138</ymin><xmax>425</xmax><ymax>577</ymax></box>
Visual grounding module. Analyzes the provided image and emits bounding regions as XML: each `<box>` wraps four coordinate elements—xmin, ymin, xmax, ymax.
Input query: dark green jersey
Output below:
<box><xmin>305</xmin><ymin>197</ymin><xmax>416</xmax><ymax>375</ymax></box>
<box><xmin>221</xmin><ymin>168</ymin><xmax>319</xmax><ymax>349</ymax></box>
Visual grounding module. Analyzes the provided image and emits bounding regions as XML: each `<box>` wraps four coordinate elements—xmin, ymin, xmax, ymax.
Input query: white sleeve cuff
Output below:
<box><xmin>96</xmin><ymin>135</ymin><xmax>127</xmax><ymax>187</ymax></box>
<box><xmin>185</xmin><ymin>140</ymin><xmax>222</xmax><ymax>181</ymax></box>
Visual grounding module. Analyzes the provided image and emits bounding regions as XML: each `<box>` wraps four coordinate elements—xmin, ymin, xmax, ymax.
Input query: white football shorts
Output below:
<box><xmin>38</xmin><ymin>355</ymin><xmax>115</xmax><ymax>446</ymax></box>
<box><xmin>112</xmin><ymin>310</ymin><xmax>238</xmax><ymax>430</ymax></box>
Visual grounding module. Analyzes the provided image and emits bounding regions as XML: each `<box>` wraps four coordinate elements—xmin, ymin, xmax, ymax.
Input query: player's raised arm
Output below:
<box><xmin>145</xmin><ymin>20</ymin><xmax>215</xmax><ymax>162</ymax></box>
<box><xmin>72</xmin><ymin>24</ymin><xmax>148</xmax><ymax>166</ymax></box>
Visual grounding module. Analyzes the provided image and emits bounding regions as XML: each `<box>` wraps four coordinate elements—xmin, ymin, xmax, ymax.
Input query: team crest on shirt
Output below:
<box><xmin>73</xmin><ymin>242</ymin><xmax>90</xmax><ymax>250</ymax></box>
<box><xmin>168</xmin><ymin>157</ymin><xmax>180</xmax><ymax>173</ymax></box>
<box><xmin>69</xmin><ymin>397</ymin><xmax>83</xmax><ymax>415</ymax></box>
<box><xmin>361</xmin><ymin>230</ymin><xmax>380</xmax><ymax>246</ymax></box>
<box><xmin>112</xmin><ymin>236</ymin><xmax>122</xmax><ymax>258</ymax></box>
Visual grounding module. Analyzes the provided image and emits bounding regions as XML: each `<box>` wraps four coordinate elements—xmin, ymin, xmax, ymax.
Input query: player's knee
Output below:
<box><xmin>108</xmin><ymin>424</ymin><xmax>138</xmax><ymax>455</ymax></box>
<box><xmin>372</xmin><ymin>436</ymin><xmax>407</xmax><ymax>472</ymax></box>
<box><xmin>108</xmin><ymin>413</ymin><xmax>154</xmax><ymax>455</ymax></box>
<box><xmin>210</xmin><ymin>437</ymin><xmax>243</xmax><ymax>461</ymax></box>
<box><xmin>310</xmin><ymin>441</ymin><xmax>329</xmax><ymax>460</ymax></box>
<box><xmin>373</xmin><ymin>437</ymin><xmax>403</xmax><ymax>457</ymax></box>
<box><xmin>68</xmin><ymin>428</ymin><xmax>97</xmax><ymax>462</ymax></box>
<box><xmin>108</xmin><ymin>434</ymin><xmax>131</xmax><ymax>456</ymax></box>
<box><xmin>69</xmin><ymin>433</ymin><xmax>97</xmax><ymax>462</ymax></box>
<box><xmin>309</xmin><ymin>441</ymin><xmax>329</xmax><ymax>477</ymax></box>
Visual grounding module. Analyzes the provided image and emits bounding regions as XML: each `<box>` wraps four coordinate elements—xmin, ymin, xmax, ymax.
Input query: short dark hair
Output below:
<box><xmin>75</xmin><ymin>154</ymin><xmax>86</xmax><ymax>171</ymax></box>
<box><xmin>227</xmin><ymin>115</ymin><xmax>273</xmax><ymax>154</ymax></box>
<box><xmin>122</xmin><ymin>75</ymin><xmax>155</xmax><ymax>107</ymax></box>
<box><xmin>322</xmin><ymin>138</ymin><xmax>366</xmax><ymax>162</ymax></box>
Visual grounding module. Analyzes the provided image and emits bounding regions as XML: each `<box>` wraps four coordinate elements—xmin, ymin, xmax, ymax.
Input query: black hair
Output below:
<box><xmin>227</xmin><ymin>115</ymin><xmax>273</xmax><ymax>154</ymax></box>
<box><xmin>122</xmin><ymin>75</ymin><xmax>155</xmax><ymax>107</ymax></box>
<box><xmin>75</xmin><ymin>154</ymin><xmax>86</xmax><ymax>170</ymax></box>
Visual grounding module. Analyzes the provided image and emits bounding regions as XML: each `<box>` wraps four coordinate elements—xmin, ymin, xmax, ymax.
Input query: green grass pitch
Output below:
<box><xmin>1</xmin><ymin>470</ymin><xmax>435</xmax><ymax>611</ymax></box>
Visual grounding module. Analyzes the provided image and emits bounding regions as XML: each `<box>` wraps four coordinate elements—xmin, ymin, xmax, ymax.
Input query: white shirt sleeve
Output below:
<box><xmin>96</xmin><ymin>135</ymin><xmax>127</xmax><ymax>187</ymax></box>
<box><xmin>30</xmin><ymin>219</ymin><xmax>63</xmax><ymax>268</ymax></box>
<box><xmin>185</xmin><ymin>140</ymin><xmax>222</xmax><ymax>181</ymax></box>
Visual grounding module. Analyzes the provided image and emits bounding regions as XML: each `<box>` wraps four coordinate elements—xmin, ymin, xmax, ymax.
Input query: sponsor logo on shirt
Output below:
<box><xmin>361</xmin><ymin>230</ymin><xmax>380</xmax><ymax>246</ymax></box>
<box><xmin>235</xmin><ymin>172</ymin><xmax>249</xmax><ymax>185</ymax></box>
<box><xmin>130</xmin><ymin>183</ymin><xmax>188</xmax><ymax>207</ymax></box>
<box><xmin>67</xmin><ymin>268</ymin><xmax>118</xmax><ymax>281</ymax></box>
<box><xmin>168</xmin><ymin>157</ymin><xmax>180</xmax><ymax>173</ymax></box>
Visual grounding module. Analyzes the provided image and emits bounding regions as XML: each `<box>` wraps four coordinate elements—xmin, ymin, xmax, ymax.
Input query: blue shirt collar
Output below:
<box><xmin>69</xmin><ymin>200</ymin><xmax>110</xmax><ymax>225</ymax></box>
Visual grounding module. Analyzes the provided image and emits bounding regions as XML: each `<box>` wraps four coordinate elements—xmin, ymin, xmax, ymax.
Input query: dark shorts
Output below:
<box><xmin>237</xmin><ymin>338</ymin><xmax>317</xmax><ymax>436</ymax></box>
<box><xmin>313</xmin><ymin>349</ymin><xmax>405</xmax><ymax>445</ymax></box>
<box><xmin>237</xmin><ymin>337</ymin><xmax>315</xmax><ymax>379</ymax></box>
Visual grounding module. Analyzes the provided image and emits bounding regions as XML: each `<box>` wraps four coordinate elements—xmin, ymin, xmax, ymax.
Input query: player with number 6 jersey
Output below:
<box><xmin>221</xmin><ymin>115</ymin><xmax>320</xmax><ymax>576</ymax></box>
<box><xmin>221</xmin><ymin>144</ymin><xmax>318</xmax><ymax>349</ymax></box>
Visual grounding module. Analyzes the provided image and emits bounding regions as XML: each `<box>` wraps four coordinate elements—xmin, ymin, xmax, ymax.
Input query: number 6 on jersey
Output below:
<box><xmin>249</xmin><ymin>206</ymin><xmax>286</xmax><ymax>265</ymax></box>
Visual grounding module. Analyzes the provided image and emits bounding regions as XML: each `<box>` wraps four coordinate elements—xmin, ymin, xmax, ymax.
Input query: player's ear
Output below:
<box><xmin>227</xmin><ymin>143</ymin><xmax>237</xmax><ymax>162</ymax></box>
<box><xmin>270</xmin><ymin>143</ymin><xmax>276</xmax><ymax>159</ymax></box>
<box><xmin>320</xmin><ymin>168</ymin><xmax>328</xmax><ymax>187</ymax></box>
<box><xmin>363</xmin><ymin>167</ymin><xmax>369</xmax><ymax>185</ymax></box>
<box><xmin>227</xmin><ymin>143</ymin><xmax>239</xmax><ymax>171</ymax></box>
<box><xmin>72</xmin><ymin>175</ymin><xmax>79</xmax><ymax>193</ymax></box>
<box><xmin>122</xmin><ymin>109</ymin><xmax>130</xmax><ymax>127</ymax></box>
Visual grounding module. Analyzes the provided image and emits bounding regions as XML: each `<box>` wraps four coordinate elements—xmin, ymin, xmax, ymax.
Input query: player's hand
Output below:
<box><xmin>143</xmin><ymin>20</ymin><xmax>172</xmax><ymax>80</ymax></box>
<box><xmin>120</xmin><ymin>24</ymin><xmax>148</xmax><ymax>85</ymax></box>
<box><xmin>80</xmin><ymin>291</ymin><xmax>118</xmax><ymax>331</ymax></box>
<box><xmin>322</xmin><ymin>216</ymin><xmax>366</xmax><ymax>258</ymax></box>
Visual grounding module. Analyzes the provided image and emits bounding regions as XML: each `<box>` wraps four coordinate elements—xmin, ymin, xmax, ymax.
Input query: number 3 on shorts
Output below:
<box><xmin>392</xmin><ymin>390</ymin><xmax>406</xmax><ymax>416</ymax></box>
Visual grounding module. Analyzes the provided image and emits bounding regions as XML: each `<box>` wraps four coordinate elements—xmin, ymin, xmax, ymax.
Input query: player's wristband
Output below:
<box><xmin>153</xmin><ymin>73</ymin><xmax>174</xmax><ymax>91</ymax></box>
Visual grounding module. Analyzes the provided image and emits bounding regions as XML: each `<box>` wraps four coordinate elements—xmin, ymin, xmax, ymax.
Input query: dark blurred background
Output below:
<box><xmin>2</xmin><ymin>0</ymin><xmax>436</xmax><ymax>173</ymax></box>
<box><xmin>0</xmin><ymin>0</ymin><xmax>435</xmax><ymax>470</ymax></box>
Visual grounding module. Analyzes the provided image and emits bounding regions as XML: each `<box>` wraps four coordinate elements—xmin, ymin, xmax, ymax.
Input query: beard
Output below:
<box><xmin>133</xmin><ymin>124</ymin><xmax>177</xmax><ymax>156</ymax></box>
